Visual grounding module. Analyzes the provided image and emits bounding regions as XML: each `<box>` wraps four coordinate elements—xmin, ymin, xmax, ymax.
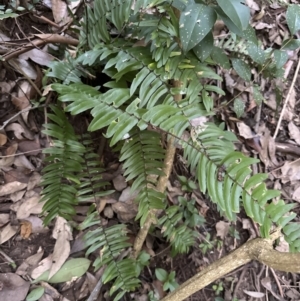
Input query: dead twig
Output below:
<box><xmin>273</xmin><ymin>56</ymin><xmax>300</xmax><ymax>139</ymax></box>
<box><xmin>2</xmin><ymin>34</ymin><xmax>78</xmax><ymax>61</ymax></box>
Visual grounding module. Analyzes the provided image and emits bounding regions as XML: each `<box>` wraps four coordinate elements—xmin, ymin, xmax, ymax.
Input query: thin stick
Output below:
<box><xmin>0</xmin><ymin>105</ymin><xmax>45</xmax><ymax>131</ymax></box>
<box><xmin>273</xmin><ymin>57</ymin><xmax>300</xmax><ymax>139</ymax></box>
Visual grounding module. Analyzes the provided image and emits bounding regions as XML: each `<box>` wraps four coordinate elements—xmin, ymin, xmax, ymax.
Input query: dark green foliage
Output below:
<box><xmin>41</xmin><ymin>0</ymin><xmax>300</xmax><ymax>299</ymax></box>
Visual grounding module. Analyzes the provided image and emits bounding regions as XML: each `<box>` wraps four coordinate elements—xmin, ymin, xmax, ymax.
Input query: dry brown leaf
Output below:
<box><xmin>51</xmin><ymin>0</ymin><xmax>68</xmax><ymax>24</ymax></box>
<box><xmin>20</xmin><ymin>220</ymin><xmax>32</xmax><ymax>239</ymax></box>
<box><xmin>16</xmin><ymin>247</ymin><xmax>44</xmax><ymax>276</ymax></box>
<box><xmin>24</xmin><ymin>216</ymin><xmax>49</xmax><ymax>234</ymax></box>
<box><xmin>0</xmin><ymin>214</ymin><xmax>9</xmax><ymax>226</ymax></box>
<box><xmin>10</xmin><ymin>189</ymin><xmax>26</xmax><ymax>202</ymax></box>
<box><xmin>19</xmin><ymin>48</ymin><xmax>54</xmax><ymax>67</ymax></box>
<box><xmin>103</xmin><ymin>205</ymin><xmax>114</xmax><ymax>218</ymax></box>
<box><xmin>237</xmin><ymin>122</ymin><xmax>254</xmax><ymax>139</ymax></box>
<box><xmin>112</xmin><ymin>202</ymin><xmax>138</xmax><ymax>222</ymax></box>
<box><xmin>215</xmin><ymin>221</ymin><xmax>230</xmax><ymax>239</ymax></box>
<box><xmin>288</xmin><ymin>121</ymin><xmax>300</xmax><ymax>145</ymax></box>
<box><xmin>18</xmin><ymin>140</ymin><xmax>41</xmax><ymax>156</ymax></box>
<box><xmin>292</xmin><ymin>186</ymin><xmax>300</xmax><ymax>202</ymax></box>
<box><xmin>31</xmin><ymin>255</ymin><xmax>53</xmax><ymax>279</ymax></box>
<box><xmin>14</xmin><ymin>154</ymin><xmax>36</xmax><ymax>170</ymax></box>
<box><xmin>11</xmin><ymin>95</ymin><xmax>30</xmax><ymax>111</ymax></box>
<box><xmin>113</xmin><ymin>174</ymin><xmax>127</xmax><ymax>191</ymax></box>
<box><xmin>27</xmin><ymin>172</ymin><xmax>41</xmax><ymax>190</ymax></box>
<box><xmin>49</xmin><ymin>217</ymin><xmax>72</xmax><ymax>279</ymax></box>
<box><xmin>9</xmin><ymin>58</ymin><xmax>37</xmax><ymax>79</ymax></box>
<box><xmin>16</xmin><ymin>195</ymin><xmax>44</xmax><ymax>219</ymax></box>
<box><xmin>0</xmin><ymin>223</ymin><xmax>18</xmax><ymax>244</ymax></box>
<box><xmin>0</xmin><ymin>143</ymin><xmax>18</xmax><ymax>168</ymax></box>
<box><xmin>0</xmin><ymin>273</ymin><xmax>30</xmax><ymax>301</ymax></box>
<box><xmin>280</xmin><ymin>160</ymin><xmax>300</xmax><ymax>183</ymax></box>
<box><xmin>0</xmin><ymin>133</ymin><xmax>7</xmax><ymax>146</ymax></box>
<box><xmin>0</xmin><ymin>181</ymin><xmax>27</xmax><ymax>196</ymax></box>
<box><xmin>6</xmin><ymin>123</ymin><xmax>34</xmax><ymax>140</ymax></box>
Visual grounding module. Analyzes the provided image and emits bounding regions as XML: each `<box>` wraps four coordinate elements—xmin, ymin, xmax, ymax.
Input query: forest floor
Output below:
<box><xmin>0</xmin><ymin>1</ymin><xmax>300</xmax><ymax>301</ymax></box>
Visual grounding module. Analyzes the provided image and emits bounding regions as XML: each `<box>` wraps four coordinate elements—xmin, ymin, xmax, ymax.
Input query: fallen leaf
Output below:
<box><xmin>288</xmin><ymin>121</ymin><xmax>300</xmax><ymax>145</ymax></box>
<box><xmin>24</xmin><ymin>216</ymin><xmax>49</xmax><ymax>234</ymax></box>
<box><xmin>0</xmin><ymin>214</ymin><xmax>9</xmax><ymax>226</ymax></box>
<box><xmin>113</xmin><ymin>174</ymin><xmax>127</xmax><ymax>191</ymax></box>
<box><xmin>0</xmin><ymin>133</ymin><xmax>7</xmax><ymax>146</ymax></box>
<box><xmin>112</xmin><ymin>202</ymin><xmax>138</xmax><ymax>222</ymax></box>
<box><xmin>19</xmin><ymin>48</ymin><xmax>54</xmax><ymax>67</ymax></box>
<box><xmin>31</xmin><ymin>255</ymin><xmax>53</xmax><ymax>279</ymax></box>
<box><xmin>0</xmin><ymin>223</ymin><xmax>18</xmax><ymax>244</ymax></box>
<box><xmin>0</xmin><ymin>181</ymin><xmax>27</xmax><ymax>196</ymax></box>
<box><xmin>5</xmin><ymin>123</ymin><xmax>34</xmax><ymax>140</ymax></box>
<box><xmin>280</xmin><ymin>160</ymin><xmax>300</xmax><ymax>183</ymax></box>
<box><xmin>32</xmin><ymin>258</ymin><xmax>91</xmax><ymax>284</ymax></box>
<box><xmin>0</xmin><ymin>143</ymin><xmax>18</xmax><ymax>168</ymax></box>
<box><xmin>49</xmin><ymin>217</ymin><xmax>72</xmax><ymax>279</ymax></box>
<box><xmin>0</xmin><ymin>273</ymin><xmax>30</xmax><ymax>300</ymax></box>
<box><xmin>20</xmin><ymin>220</ymin><xmax>32</xmax><ymax>239</ymax></box>
<box><xmin>9</xmin><ymin>58</ymin><xmax>37</xmax><ymax>79</ymax></box>
<box><xmin>27</xmin><ymin>172</ymin><xmax>41</xmax><ymax>190</ymax></box>
<box><xmin>16</xmin><ymin>196</ymin><xmax>44</xmax><ymax>219</ymax></box>
<box><xmin>18</xmin><ymin>140</ymin><xmax>41</xmax><ymax>156</ymax></box>
<box><xmin>237</xmin><ymin>122</ymin><xmax>255</xmax><ymax>139</ymax></box>
<box><xmin>215</xmin><ymin>221</ymin><xmax>230</xmax><ymax>239</ymax></box>
<box><xmin>16</xmin><ymin>247</ymin><xmax>44</xmax><ymax>276</ymax></box>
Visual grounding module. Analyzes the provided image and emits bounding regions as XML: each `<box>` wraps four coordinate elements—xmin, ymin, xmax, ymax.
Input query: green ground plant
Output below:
<box><xmin>38</xmin><ymin>0</ymin><xmax>300</xmax><ymax>300</ymax></box>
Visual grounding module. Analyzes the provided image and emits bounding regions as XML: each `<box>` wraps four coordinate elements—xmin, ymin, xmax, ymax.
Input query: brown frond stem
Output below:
<box><xmin>132</xmin><ymin>79</ymin><xmax>182</xmax><ymax>259</ymax></box>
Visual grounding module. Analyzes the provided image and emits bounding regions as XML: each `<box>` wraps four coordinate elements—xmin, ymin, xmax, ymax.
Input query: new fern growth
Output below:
<box><xmin>41</xmin><ymin>0</ymin><xmax>300</xmax><ymax>299</ymax></box>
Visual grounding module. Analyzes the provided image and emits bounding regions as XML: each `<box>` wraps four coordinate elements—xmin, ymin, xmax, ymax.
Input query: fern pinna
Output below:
<box><xmin>41</xmin><ymin>0</ymin><xmax>300</xmax><ymax>299</ymax></box>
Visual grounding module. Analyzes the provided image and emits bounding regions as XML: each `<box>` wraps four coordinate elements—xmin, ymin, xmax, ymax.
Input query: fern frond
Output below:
<box><xmin>81</xmin><ymin>211</ymin><xmax>140</xmax><ymax>300</ymax></box>
<box><xmin>183</xmin><ymin>123</ymin><xmax>300</xmax><ymax>250</ymax></box>
<box><xmin>41</xmin><ymin>105</ymin><xmax>85</xmax><ymax>225</ymax></box>
<box><xmin>47</xmin><ymin>52</ymin><xmax>85</xmax><ymax>84</ymax></box>
<box><xmin>77</xmin><ymin>133</ymin><xmax>114</xmax><ymax>202</ymax></box>
<box><xmin>120</xmin><ymin>129</ymin><xmax>166</xmax><ymax>224</ymax></box>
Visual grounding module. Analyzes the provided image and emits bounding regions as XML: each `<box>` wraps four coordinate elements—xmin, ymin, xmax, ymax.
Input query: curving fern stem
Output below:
<box><xmin>42</xmin><ymin>0</ymin><xmax>300</xmax><ymax>300</ymax></box>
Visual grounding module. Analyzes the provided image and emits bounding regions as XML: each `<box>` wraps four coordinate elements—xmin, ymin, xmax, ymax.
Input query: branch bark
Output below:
<box><xmin>161</xmin><ymin>231</ymin><xmax>300</xmax><ymax>301</ymax></box>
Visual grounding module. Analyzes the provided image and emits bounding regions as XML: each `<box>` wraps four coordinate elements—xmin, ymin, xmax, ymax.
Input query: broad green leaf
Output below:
<box><xmin>32</xmin><ymin>258</ymin><xmax>90</xmax><ymax>284</ymax></box>
<box><xmin>180</xmin><ymin>3</ymin><xmax>216</xmax><ymax>52</ymax></box>
<box><xmin>202</xmin><ymin>90</ymin><xmax>213</xmax><ymax>112</ymax></box>
<box><xmin>281</xmin><ymin>39</ymin><xmax>300</xmax><ymax>50</ymax></box>
<box><xmin>155</xmin><ymin>268</ymin><xmax>168</xmax><ymax>282</ymax></box>
<box><xmin>286</xmin><ymin>4</ymin><xmax>300</xmax><ymax>35</ymax></box>
<box><xmin>246</xmin><ymin>42</ymin><xmax>266</xmax><ymax>65</ymax></box>
<box><xmin>193</xmin><ymin>32</ymin><xmax>214</xmax><ymax>61</ymax></box>
<box><xmin>231</xmin><ymin>58</ymin><xmax>251</xmax><ymax>81</ymax></box>
<box><xmin>274</xmin><ymin>50</ymin><xmax>288</xmax><ymax>69</ymax></box>
<box><xmin>233</xmin><ymin>98</ymin><xmax>245</xmax><ymax>118</ymax></box>
<box><xmin>204</xmin><ymin>84</ymin><xmax>225</xmax><ymax>95</ymax></box>
<box><xmin>216</xmin><ymin>0</ymin><xmax>250</xmax><ymax>31</ymax></box>
<box><xmin>211</xmin><ymin>46</ymin><xmax>231</xmax><ymax>69</ymax></box>
<box><xmin>26</xmin><ymin>287</ymin><xmax>45</xmax><ymax>301</ymax></box>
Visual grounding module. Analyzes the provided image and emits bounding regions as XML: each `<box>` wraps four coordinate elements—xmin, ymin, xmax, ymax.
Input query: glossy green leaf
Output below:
<box><xmin>216</xmin><ymin>0</ymin><xmax>250</xmax><ymax>31</ymax></box>
<box><xmin>193</xmin><ymin>32</ymin><xmax>214</xmax><ymax>61</ymax></box>
<box><xmin>211</xmin><ymin>46</ymin><xmax>231</xmax><ymax>69</ymax></box>
<box><xmin>233</xmin><ymin>98</ymin><xmax>245</xmax><ymax>118</ymax></box>
<box><xmin>180</xmin><ymin>3</ymin><xmax>216</xmax><ymax>52</ymax></box>
<box><xmin>26</xmin><ymin>287</ymin><xmax>45</xmax><ymax>301</ymax></box>
<box><xmin>286</xmin><ymin>4</ymin><xmax>300</xmax><ymax>35</ymax></box>
<box><xmin>231</xmin><ymin>58</ymin><xmax>251</xmax><ymax>81</ymax></box>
